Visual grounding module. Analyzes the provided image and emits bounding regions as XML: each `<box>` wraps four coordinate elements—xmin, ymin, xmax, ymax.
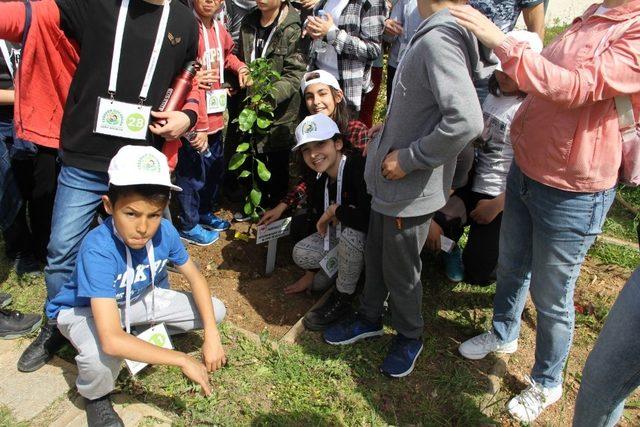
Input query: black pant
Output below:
<box><xmin>434</xmin><ymin>187</ymin><xmax>502</xmax><ymax>286</ymax></box>
<box><xmin>386</xmin><ymin>65</ymin><xmax>397</xmax><ymax>105</ymax></box>
<box><xmin>3</xmin><ymin>146</ymin><xmax>59</xmax><ymax>262</ymax></box>
<box><xmin>256</xmin><ymin>149</ymin><xmax>290</xmax><ymax>209</ymax></box>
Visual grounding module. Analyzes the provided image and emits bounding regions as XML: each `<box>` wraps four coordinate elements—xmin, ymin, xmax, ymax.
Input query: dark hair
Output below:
<box><xmin>107</xmin><ymin>184</ymin><xmax>171</xmax><ymax>207</ymax></box>
<box><xmin>488</xmin><ymin>72</ymin><xmax>527</xmax><ymax>98</ymax></box>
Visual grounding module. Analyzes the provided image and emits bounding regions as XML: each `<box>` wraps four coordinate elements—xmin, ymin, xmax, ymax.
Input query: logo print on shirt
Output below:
<box><xmin>168</xmin><ymin>32</ymin><xmax>182</xmax><ymax>46</ymax></box>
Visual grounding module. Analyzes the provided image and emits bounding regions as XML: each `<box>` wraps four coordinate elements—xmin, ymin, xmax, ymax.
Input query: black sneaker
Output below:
<box><xmin>303</xmin><ymin>289</ymin><xmax>354</xmax><ymax>331</ymax></box>
<box><xmin>17</xmin><ymin>320</ymin><xmax>66</xmax><ymax>372</ymax></box>
<box><xmin>14</xmin><ymin>255</ymin><xmax>43</xmax><ymax>276</ymax></box>
<box><xmin>85</xmin><ymin>395</ymin><xmax>124</xmax><ymax>427</ymax></box>
<box><xmin>0</xmin><ymin>309</ymin><xmax>42</xmax><ymax>339</ymax></box>
<box><xmin>0</xmin><ymin>293</ymin><xmax>12</xmax><ymax>308</ymax></box>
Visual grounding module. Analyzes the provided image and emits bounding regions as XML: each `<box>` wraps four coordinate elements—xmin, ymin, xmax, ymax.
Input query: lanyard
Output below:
<box><xmin>251</xmin><ymin>24</ymin><xmax>278</xmax><ymax>61</ymax></box>
<box><xmin>323</xmin><ymin>155</ymin><xmax>346</xmax><ymax>251</ymax></box>
<box><xmin>201</xmin><ymin>20</ymin><xmax>225</xmax><ymax>84</ymax></box>
<box><xmin>114</xmin><ymin>223</ymin><xmax>157</xmax><ymax>334</ymax></box>
<box><xmin>0</xmin><ymin>41</ymin><xmax>13</xmax><ymax>80</ymax></box>
<box><xmin>109</xmin><ymin>0</ymin><xmax>171</xmax><ymax>102</ymax></box>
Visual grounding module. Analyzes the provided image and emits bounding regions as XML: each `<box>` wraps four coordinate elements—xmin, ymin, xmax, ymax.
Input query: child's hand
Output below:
<box><xmin>238</xmin><ymin>66</ymin><xmax>251</xmax><ymax>88</ymax></box>
<box><xmin>381</xmin><ymin>150</ymin><xmax>406</xmax><ymax>180</ymax></box>
<box><xmin>149</xmin><ymin>111</ymin><xmax>191</xmax><ymax>140</ymax></box>
<box><xmin>306</xmin><ymin>13</ymin><xmax>335</xmax><ymax>40</ymax></box>
<box><xmin>202</xmin><ymin>332</ymin><xmax>226</xmax><ymax>372</ymax></box>
<box><xmin>470</xmin><ymin>198</ymin><xmax>502</xmax><ymax>225</ymax></box>
<box><xmin>316</xmin><ymin>204</ymin><xmax>339</xmax><ymax>237</ymax></box>
<box><xmin>368</xmin><ymin>123</ymin><xmax>383</xmax><ymax>138</ymax></box>
<box><xmin>197</xmin><ymin>69</ymin><xmax>220</xmax><ymax>90</ymax></box>
<box><xmin>191</xmin><ymin>132</ymin><xmax>209</xmax><ymax>153</ymax></box>
<box><xmin>180</xmin><ymin>354</ymin><xmax>212</xmax><ymax>396</ymax></box>
<box><xmin>258</xmin><ymin>203</ymin><xmax>287</xmax><ymax>226</ymax></box>
<box><xmin>426</xmin><ymin>220</ymin><xmax>443</xmax><ymax>252</ymax></box>
<box><xmin>384</xmin><ymin>19</ymin><xmax>403</xmax><ymax>37</ymax></box>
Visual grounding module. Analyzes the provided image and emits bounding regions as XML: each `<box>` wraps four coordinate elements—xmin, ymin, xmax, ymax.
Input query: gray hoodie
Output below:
<box><xmin>364</xmin><ymin>8</ymin><xmax>494</xmax><ymax>218</ymax></box>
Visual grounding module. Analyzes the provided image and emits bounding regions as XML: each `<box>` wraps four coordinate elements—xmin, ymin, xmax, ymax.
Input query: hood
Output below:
<box><xmin>411</xmin><ymin>8</ymin><xmax>497</xmax><ymax>83</ymax></box>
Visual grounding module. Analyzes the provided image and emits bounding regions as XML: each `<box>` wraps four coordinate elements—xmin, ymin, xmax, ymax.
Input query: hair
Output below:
<box><xmin>488</xmin><ymin>72</ymin><xmax>527</xmax><ymax>99</ymax></box>
<box><xmin>106</xmin><ymin>184</ymin><xmax>171</xmax><ymax>207</ymax></box>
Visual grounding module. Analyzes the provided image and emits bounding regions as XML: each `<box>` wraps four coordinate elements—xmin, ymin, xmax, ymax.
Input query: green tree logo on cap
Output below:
<box><xmin>126</xmin><ymin>113</ymin><xmax>146</xmax><ymax>132</ymax></box>
<box><xmin>137</xmin><ymin>154</ymin><xmax>161</xmax><ymax>173</ymax></box>
<box><xmin>302</xmin><ymin>122</ymin><xmax>317</xmax><ymax>135</ymax></box>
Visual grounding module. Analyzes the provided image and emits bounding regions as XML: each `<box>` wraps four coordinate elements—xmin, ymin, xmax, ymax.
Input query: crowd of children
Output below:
<box><xmin>0</xmin><ymin>0</ymin><xmax>639</xmax><ymax>426</ymax></box>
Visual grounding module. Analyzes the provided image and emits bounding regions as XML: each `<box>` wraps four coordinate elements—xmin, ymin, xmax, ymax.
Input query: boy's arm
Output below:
<box><xmin>327</xmin><ymin>0</ymin><xmax>385</xmax><ymax>61</ymax></box>
<box><xmin>90</xmin><ymin>298</ymin><xmax>213</xmax><ymax>395</ymax></box>
<box><xmin>272</xmin><ymin>26</ymin><xmax>306</xmax><ymax>106</ymax></box>
<box><xmin>0</xmin><ymin>89</ymin><xmax>15</xmax><ymax>105</ymax></box>
<box><xmin>176</xmin><ymin>258</ymin><xmax>226</xmax><ymax>372</ymax></box>
<box><xmin>396</xmin><ymin>28</ymin><xmax>484</xmax><ymax>175</ymax></box>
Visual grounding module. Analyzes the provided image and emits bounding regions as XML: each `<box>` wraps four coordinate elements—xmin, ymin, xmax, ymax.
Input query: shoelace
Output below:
<box><xmin>474</xmin><ymin>331</ymin><xmax>497</xmax><ymax>346</ymax></box>
<box><xmin>515</xmin><ymin>377</ymin><xmax>546</xmax><ymax>417</ymax></box>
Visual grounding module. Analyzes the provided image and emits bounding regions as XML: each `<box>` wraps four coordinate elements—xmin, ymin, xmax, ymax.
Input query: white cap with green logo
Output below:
<box><xmin>293</xmin><ymin>113</ymin><xmax>341</xmax><ymax>151</ymax></box>
<box><xmin>108</xmin><ymin>145</ymin><xmax>182</xmax><ymax>192</ymax></box>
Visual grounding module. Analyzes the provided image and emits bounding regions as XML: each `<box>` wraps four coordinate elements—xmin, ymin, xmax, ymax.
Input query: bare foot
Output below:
<box><xmin>284</xmin><ymin>271</ymin><xmax>315</xmax><ymax>294</ymax></box>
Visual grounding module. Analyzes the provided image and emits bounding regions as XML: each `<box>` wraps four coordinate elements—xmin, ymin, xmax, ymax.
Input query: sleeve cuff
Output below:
<box><xmin>335</xmin><ymin>204</ymin><xmax>344</xmax><ymax>222</ymax></box>
<box><xmin>182</xmin><ymin>109</ymin><xmax>198</xmax><ymax>129</ymax></box>
<box><xmin>326</xmin><ymin>26</ymin><xmax>339</xmax><ymax>43</ymax></box>
<box><xmin>494</xmin><ymin>35</ymin><xmax>519</xmax><ymax>63</ymax></box>
<box><xmin>397</xmin><ymin>147</ymin><xmax>418</xmax><ymax>174</ymax></box>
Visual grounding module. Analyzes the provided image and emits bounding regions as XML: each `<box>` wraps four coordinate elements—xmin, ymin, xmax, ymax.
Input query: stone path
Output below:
<box><xmin>0</xmin><ymin>339</ymin><xmax>171</xmax><ymax>426</ymax></box>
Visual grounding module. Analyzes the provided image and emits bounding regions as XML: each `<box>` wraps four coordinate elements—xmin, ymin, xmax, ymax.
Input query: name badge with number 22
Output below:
<box><xmin>94</xmin><ymin>97</ymin><xmax>151</xmax><ymax>140</ymax></box>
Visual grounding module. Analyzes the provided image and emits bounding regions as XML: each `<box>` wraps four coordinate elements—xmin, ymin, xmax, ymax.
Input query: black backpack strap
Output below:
<box><xmin>22</xmin><ymin>0</ymin><xmax>32</xmax><ymax>48</ymax></box>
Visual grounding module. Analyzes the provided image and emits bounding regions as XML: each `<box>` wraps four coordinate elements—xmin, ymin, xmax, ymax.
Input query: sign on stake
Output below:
<box><xmin>256</xmin><ymin>217</ymin><xmax>292</xmax><ymax>275</ymax></box>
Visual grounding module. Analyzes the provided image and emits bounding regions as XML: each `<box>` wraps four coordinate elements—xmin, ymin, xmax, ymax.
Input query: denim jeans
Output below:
<box><xmin>572</xmin><ymin>267</ymin><xmax>640</xmax><ymax>427</ymax></box>
<box><xmin>492</xmin><ymin>163</ymin><xmax>615</xmax><ymax>387</ymax></box>
<box><xmin>44</xmin><ymin>165</ymin><xmax>170</xmax><ymax>307</ymax></box>
<box><xmin>174</xmin><ymin>132</ymin><xmax>224</xmax><ymax>230</ymax></box>
<box><xmin>0</xmin><ymin>121</ymin><xmax>21</xmax><ymax>231</ymax></box>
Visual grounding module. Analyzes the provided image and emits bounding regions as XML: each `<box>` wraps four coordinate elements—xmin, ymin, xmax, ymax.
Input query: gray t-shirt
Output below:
<box><xmin>469</xmin><ymin>0</ymin><xmax>544</xmax><ymax>32</ymax></box>
<box><xmin>472</xmin><ymin>94</ymin><xmax>520</xmax><ymax>197</ymax></box>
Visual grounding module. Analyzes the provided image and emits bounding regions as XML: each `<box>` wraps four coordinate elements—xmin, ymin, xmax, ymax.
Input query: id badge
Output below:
<box><xmin>319</xmin><ymin>245</ymin><xmax>339</xmax><ymax>278</ymax></box>
<box><xmin>206</xmin><ymin>89</ymin><xmax>227</xmax><ymax>114</ymax></box>
<box><xmin>94</xmin><ymin>97</ymin><xmax>151</xmax><ymax>140</ymax></box>
<box><xmin>125</xmin><ymin>323</ymin><xmax>173</xmax><ymax>376</ymax></box>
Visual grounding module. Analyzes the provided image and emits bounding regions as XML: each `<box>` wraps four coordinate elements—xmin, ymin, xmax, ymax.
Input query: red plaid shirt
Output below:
<box><xmin>281</xmin><ymin>120</ymin><xmax>370</xmax><ymax>208</ymax></box>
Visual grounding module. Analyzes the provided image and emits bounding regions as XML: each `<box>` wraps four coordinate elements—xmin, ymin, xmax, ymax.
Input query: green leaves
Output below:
<box><xmin>238</xmin><ymin>170</ymin><xmax>251</xmax><ymax>179</ymax></box>
<box><xmin>250</xmin><ymin>188</ymin><xmax>262</xmax><ymax>207</ymax></box>
<box><xmin>238</xmin><ymin>109</ymin><xmax>257</xmax><ymax>132</ymax></box>
<box><xmin>256</xmin><ymin>159</ymin><xmax>271</xmax><ymax>182</ymax></box>
<box><xmin>236</xmin><ymin>143</ymin><xmax>250</xmax><ymax>153</ymax></box>
<box><xmin>228</xmin><ymin>153</ymin><xmax>247</xmax><ymax>170</ymax></box>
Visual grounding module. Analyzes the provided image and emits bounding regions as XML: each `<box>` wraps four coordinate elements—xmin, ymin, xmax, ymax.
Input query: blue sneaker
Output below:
<box><xmin>323</xmin><ymin>315</ymin><xmax>383</xmax><ymax>345</ymax></box>
<box><xmin>380</xmin><ymin>334</ymin><xmax>423</xmax><ymax>378</ymax></box>
<box><xmin>200</xmin><ymin>212</ymin><xmax>231</xmax><ymax>231</ymax></box>
<box><xmin>443</xmin><ymin>245</ymin><xmax>464</xmax><ymax>282</ymax></box>
<box><xmin>179</xmin><ymin>224</ymin><xmax>219</xmax><ymax>246</ymax></box>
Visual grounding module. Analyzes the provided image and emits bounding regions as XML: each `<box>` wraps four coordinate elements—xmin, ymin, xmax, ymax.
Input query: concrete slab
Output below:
<box><xmin>0</xmin><ymin>340</ymin><xmax>77</xmax><ymax>422</ymax></box>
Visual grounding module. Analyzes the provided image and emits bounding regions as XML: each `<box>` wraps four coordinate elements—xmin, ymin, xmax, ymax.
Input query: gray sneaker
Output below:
<box><xmin>458</xmin><ymin>330</ymin><xmax>518</xmax><ymax>360</ymax></box>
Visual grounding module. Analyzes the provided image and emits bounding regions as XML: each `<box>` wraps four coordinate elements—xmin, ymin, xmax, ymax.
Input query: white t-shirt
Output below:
<box><xmin>472</xmin><ymin>94</ymin><xmax>522</xmax><ymax>197</ymax></box>
<box><xmin>315</xmin><ymin>0</ymin><xmax>349</xmax><ymax>79</ymax></box>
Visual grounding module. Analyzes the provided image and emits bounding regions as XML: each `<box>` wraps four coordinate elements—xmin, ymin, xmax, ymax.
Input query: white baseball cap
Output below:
<box><xmin>496</xmin><ymin>30</ymin><xmax>543</xmax><ymax>71</ymax></box>
<box><xmin>293</xmin><ymin>114</ymin><xmax>341</xmax><ymax>151</ymax></box>
<box><xmin>300</xmin><ymin>69</ymin><xmax>341</xmax><ymax>93</ymax></box>
<box><xmin>108</xmin><ymin>145</ymin><xmax>182</xmax><ymax>192</ymax></box>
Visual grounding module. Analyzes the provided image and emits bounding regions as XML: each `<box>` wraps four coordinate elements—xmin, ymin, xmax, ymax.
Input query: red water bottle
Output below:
<box><xmin>158</xmin><ymin>61</ymin><xmax>199</xmax><ymax>113</ymax></box>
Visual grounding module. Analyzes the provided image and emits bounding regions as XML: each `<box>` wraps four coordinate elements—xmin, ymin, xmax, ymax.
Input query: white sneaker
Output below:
<box><xmin>458</xmin><ymin>330</ymin><xmax>518</xmax><ymax>360</ymax></box>
<box><xmin>507</xmin><ymin>378</ymin><xmax>562</xmax><ymax>423</ymax></box>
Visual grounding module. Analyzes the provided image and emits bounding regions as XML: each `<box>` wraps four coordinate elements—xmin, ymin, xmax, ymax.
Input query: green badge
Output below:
<box><xmin>126</xmin><ymin>113</ymin><xmax>146</xmax><ymax>132</ymax></box>
<box><xmin>148</xmin><ymin>332</ymin><xmax>166</xmax><ymax>347</ymax></box>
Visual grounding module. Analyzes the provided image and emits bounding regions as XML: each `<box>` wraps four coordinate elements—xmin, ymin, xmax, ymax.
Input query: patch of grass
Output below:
<box><xmin>0</xmin><ymin>405</ymin><xmax>27</xmax><ymax>427</ymax></box>
<box><xmin>544</xmin><ymin>24</ymin><xmax>569</xmax><ymax>45</ymax></box>
<box><xmin>589</xmin><ymin>241</ymin><xmax>640</xmax><ymax>270</ymax></box>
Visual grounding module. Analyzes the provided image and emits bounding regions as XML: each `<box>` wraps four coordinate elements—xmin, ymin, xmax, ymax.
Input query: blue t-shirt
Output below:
<box><xmin>469</xmin><ymin>0</ymin><xmax>544</xmax><ymax>33</ymax></box>
<box><xmin>46</xmin><ymin>218</ymin><xmax>189</xmax><ymax>319</ymax></box>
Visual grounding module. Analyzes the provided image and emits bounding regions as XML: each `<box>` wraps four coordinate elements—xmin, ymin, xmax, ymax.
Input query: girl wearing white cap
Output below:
<box><xmin>258</xmin><ymin>69</ymin><xmax>369</xmax><ymax>226</ymax></box>
<box><xmin>286</xmin><ymin>113</ymin><xmax>371</xmax><ymax>330</ymax></box>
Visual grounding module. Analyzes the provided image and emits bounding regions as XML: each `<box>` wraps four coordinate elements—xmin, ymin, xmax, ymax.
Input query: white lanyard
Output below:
<box><xmin>115</xmin><ymin>223</ymin><xmax>157</xmax><ymax>334</ymax></box>
<box><xmin>323</xmin><ymin>155</ymin><xmax>346</xmax><ymax>251</ymax></box>
<box><xmin>201</xmin><ymin>20</ymin><xmax>225</xmax><ymax>84</ymax></box>
<box><xmin>0</xmin><ymin>41</ymin><xmax>13</xmax><ymax>80</ymax></box>
<box><xmin>251</xmin><ymin>24</ymin><xmax>278</xmax><ymax>61</ymax></box>
<box><xmin>109</xmin><ymin>0</ymin><xmax>171</xmax><ymax>102</ymax></box>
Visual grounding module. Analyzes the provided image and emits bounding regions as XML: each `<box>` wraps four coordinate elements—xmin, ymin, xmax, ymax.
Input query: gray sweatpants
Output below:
<box><xmin>359</xmin><ymin>210</ymin><xmax>432</xmax><ymax>339</ymax></box>
<box><xmin>57</xmin><ymin>287</ymin><xmax>226</xmax><ymax>400</ymax></box>
<box><xmin>292</xmin><ymin>227</ymin><xmax>366</xmax><ymax>295</ymax></box>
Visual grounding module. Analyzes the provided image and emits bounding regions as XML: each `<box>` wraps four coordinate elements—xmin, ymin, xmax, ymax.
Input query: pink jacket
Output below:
<box><xmin>194</xmin><ymin>18</ymin><xmax>246</xmax><ymax>134</ymax></box>
<box><xmin>495</xmin><ymin>1</ymin><xmax>640</xmax><ymax>192</ymax></box>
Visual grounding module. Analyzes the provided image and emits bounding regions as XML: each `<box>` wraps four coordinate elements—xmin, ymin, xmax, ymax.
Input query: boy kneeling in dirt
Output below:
<box><xmin>46</xmin><ymin>146</ymin><xmax>226</xmax><ymax>427</ymax></box>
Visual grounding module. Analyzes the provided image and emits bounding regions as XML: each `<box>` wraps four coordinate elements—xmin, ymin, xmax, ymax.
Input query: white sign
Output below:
<box><xmin>125</xmin><ymin>323</ymin><xmax>173</xmax><ymax>376</ymax></box>
<box><xmin>319</xmin><ymin>245</ymin><xmax>338</xmax><ymax>278</ymax></box>
<box><xmin>256</xmin><ymin>217</ymin><xmax>291</xmax><ymax>244</ymax></box>
<box><xmin>440</xmin><ymin>235</ymin><xmax>455</xmax><ymax>254</ymax></box>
